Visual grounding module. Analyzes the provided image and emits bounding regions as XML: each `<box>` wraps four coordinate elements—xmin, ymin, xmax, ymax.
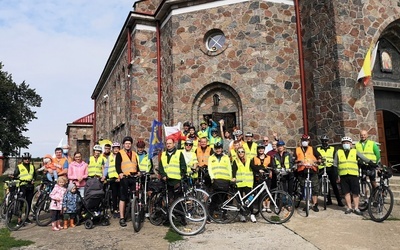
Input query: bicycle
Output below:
<box><xmin>34</xmin><ymin>181</ymin><xmax>56</xmax><ymax>226</ymax></box>
<box><xmin>31</xmin><ymin>179</ymin><xmax>54</xmax><ymax>214</ymax></box>
<box><xmin>296</xmin><ymin>161</ymin><xmax>318</xmax><ymax>217</ymax></box>
<box><xmin>186</xmin><ymin>170</ymin><xmax>209</xmax><ymax>204</ymax></box>
<box><xmin>4</xmin><ymin>179</ymin><xmax>29</xmax><ymax>231</ymax></box>
<box><xmin>207</xmin><ymin>172</ymin><xmax>294</xmax><ymax>224</ymax></box>
<box><xmin>130</xmin><ymin>173</ymin><xmax>146</xmax><ymax>232</ymax></box>
<box><xmin>1</xmin><ymin>180</ymin><xmax>12</xmax><ymax>221</ymax></box>
<box><xmin>358</xmin><ymin>166</ymin><xmax>372</xmax><ymax>212</ymax></box>
<box><xmin>319</xmin><ymin>160</ymin><xmax>330</xmax><ymax>210</ymax></box>
<box><xmin>368</xmin><ymin>164</ymin><xmax>394</xmax><ymax>222</ymax></box>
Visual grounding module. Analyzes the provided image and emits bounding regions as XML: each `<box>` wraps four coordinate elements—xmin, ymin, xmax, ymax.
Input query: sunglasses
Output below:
<box><xmin>237</xmin><ymin>150</ymin><xmax>245</xmax><ymax>154</ymax></box>
<box><xmin>263</xmin><ymin>140</ymin><xmax>269</xmax><ymax>142</ymax></box>
<box><xmin>185</xmin><ymin>144</ymin><xmax>193</xmax><ymax>146</ymax></box>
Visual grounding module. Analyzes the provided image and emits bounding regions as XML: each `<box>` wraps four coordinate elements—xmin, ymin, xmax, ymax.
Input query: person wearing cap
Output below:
<box><xmin>195</xmin><ymin>137</ymin><xmax>214</xmax><ymax>189</ymax></box>
<box><xmin>115</xmin><ymin>136</ymin><xmax>140</xmax><ymax>226</ymax></box>
<box><xmin>316</xmin><ymin>135</ymin><xmax>344</xmax><ymax>207</ymax></box>
<box><xmin>197</xmin><ymin>118</ymin><xmax>217</xmax><ymax>143</ymax></box>
<box><xmin>355</xmin><ymin>130</ymin><xmax>381</xmax><ymax>189</ymax></box>
<box><xmin>243</xmin><ymin>132</ymin><xmax>257</xmax><ymax>160</ymax></box>
<box><xmin>103</xmin><ymin>142</ymin><xmax>121</xmax><ymax>217</ymax></box>
<box><xmin>12</xmin><ymin>152</ymin><xmax>36</xmax><ymax>224</ymax></box>
<box><xmin>232</xmin><ymin>129</ymin><xmax>244</xmax><ymax>145</ymax></box>
<box><xmin>62</xmin><ymin>182</ymin><xmax>80</xmax><ymax>229</ymax></box>
<box><xmin>53</xmin><ymin>147</ymin><xmax>69</xmax><ymax>177</ymax></box>
<box><xmin>293</xmin><ymin>134</ymin><xmax>322</xmax><ymax>212</ymax></box>
<box><xmin>209</xmin><ymin>127</ymin><xmax>222</xmax><ymax>149</ymax></box>
<box><xmin>181</xmin><ymin>139</ymin><xmax>198</xmax><ymax>177</ymax></box>
<box><xmin>232</xmin><ymin>146</ymin><xmax>256</xmax><ymax>222</ymax></box>
<box><xmin>88</xmin><ymin>145</ymin><xmax>106</xmax><ymax>179</ymax></box>
<box><xmin>271</xmin><ymin>141</ymin><xmax>294</xmax><ymax>196</ymax></box>
<box><xmin>334</xmin><ymin>136</ymin><xmax>374</xmax><ymax>215</ymax></box>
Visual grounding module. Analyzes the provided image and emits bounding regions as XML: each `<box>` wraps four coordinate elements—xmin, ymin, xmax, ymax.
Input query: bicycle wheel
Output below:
<box><xmin>305</xmin><ymin>185</ymin><xmax>310</xmax><ymax>217</ymax></box>
<box><xmin>207</xmin><ymin>192</ymin><xmax>239</xmax><ymax>224</ymax></box>
<box><xmin>0</xmin><ymin>195</ymin><xmax>8</xmax><ymax>220</ymax></box>
<box><xmin>31</xmin><ymin>189</ymin><xmax>41</xmax><ymax>214</ymax></box>
<box><xmin>132</xmin><ymin>196</ymin><xmax>143</xmax><ymax>232</ymax></box>
<box><xmin>169</xmin><ymin>196</ymin><xmax>207</xmax><ymax>236</ymax></box>
<box><xmin>35</xmin><ymin>198</ymin><xmax>52</xmax><ymax>226</ymax></box>
<box><xmin>359</xmin><ymin>181</ymin><xmax>372</xmax><ymax>211</ymax></box>
<box><xmin>260</xmin><ymin>190</ymin><xmax>293</xmax><ymax>224</ymax></box>
<box><xmin>148</xmin><ymin>192</ymin><xmax>166</xmax><ymax>226</ymax></box>
<box><xmin>292</xmin><ymin>182</ymin><xmax>302</xmax><ymax>208</ymax></box>
<box><xmin>194</xmin><ymin>188</ymin><xmax>209</xmax><ymax>204</ymax></box>
<box><xmin>368</xmin><ymin>187</ymin><xmax>394</xmax><ymax>222</ymax></box>
<box><xmin>6</xmin><ymin>198</ymin><xmax>29</xmax><ymax>231</ymax></box>
<box><xmin>322</xmin><ymin>179</ymin><xmax>329</xmax><ymax>210</ymax></box>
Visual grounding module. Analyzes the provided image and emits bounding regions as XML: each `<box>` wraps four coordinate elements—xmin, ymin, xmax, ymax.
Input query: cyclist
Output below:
<box><xmin>243</xmin><ymin>132</ymin><xmax>257</xmax><ymax>160</ymax></box>
<box><xmin>271</xmin><ymin>140</ymin><xmax>294</xmax><ymax>195</ymax></box>
<box><xmin>316</xmin><ymin>135</ymin><xmax>344</xmax><ymax>207</ymax></box>
<box><xmin>181</xmin><ymin>139</ymin><xmax>198</xmax><ymax>176</ymax></box>
<box><xmin>104</xmin><ymin>142</ymin><xmax>121</xmax><ymax>218</ymax></box>
<box><xmin>11</xmin><ymin>152</ymin><xmax>36</xmax><ymax>224</ymax></box>
<box><xmin>197</xmin><ymin>118</ymin><xmax>218</xmax><ymax>143</ymax></box>
<box><xmin>116</xmin><ymin>136</ymin><xmax>140</xmax><ymax>227</ymax></box>
<box><xmin>88</xmin><ymin>145</ymin><xmax>105</xmax><ymax>179</ymax></box>
<box><xmin>232</xmin><ymin>147</ymin><xmax>255</xmax><ymax>222</ymax></box>
<box><xmin>334</xmin><ymin>136</ymin><xmax>376</xmax><ymax>215</ymax></box>
<box><xmin>195</xmin><ymin>137</ymin><xmax>214</xmax><ymax>189</ymax></box>
<box><xmin>355</xmin><ymin>130</ymin><xmax>380</xmax><ymax>189</ymax></box>
<box><xmin>136</xmin><ymin>140</ymin><xmax>154</xmax><ymax>174</ymax></box>
<box><xmin>209</xmin><ymin>128</ymin><xmax>223</xmax><ymax>149</ymax></box>
<box><xmin>294</xmin><ymin>134</ymin><xmax>322</xmax><ymax>212</ymax></box>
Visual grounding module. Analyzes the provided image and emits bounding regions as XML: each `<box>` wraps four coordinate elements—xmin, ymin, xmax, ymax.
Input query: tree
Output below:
<box><xmin>0</xmin><ymin>62</ymin><xmax>42</xmax><ymax>157</ymax></box>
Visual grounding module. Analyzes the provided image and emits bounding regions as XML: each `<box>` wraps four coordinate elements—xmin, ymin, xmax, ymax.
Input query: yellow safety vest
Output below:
<box><xmin>317</xmin><ymin>146</ymin><xmax>335</xmax><ymax>169</ymax></box>
<box><xmin>209</xmin><ymin>136</ymin><xmax>222</xmax><ymax>149</ymax></box>
<box><xmin>355</xmin><ymin>140</ymin><xmax>377</xmax><ymax>162</ymax></box>
<box><xmin>119</xmin><ymin>150</ymin><xmax>138</xmax><ymax>175</ymax></box>
<box><xmin>243</xmin><ymin>142</ymin><xmax>257</xmax><ymax>160</ymax></box>
<box><xmin>107</xmin><ymin>154</ymin><xmax>119</xmax><ymax>179</ymax></box>
<box><xmin>230</xmin><ymin>148</ymin><xmax>238</xmax><ymax>163</ymax></box>
<box><xmin>88</xmin><ymin>156</ymin><xmax>104</xmax><ymax>177</ymax></box>
<box><xmin>273</xmin><ymin>155</ymin><xmax>291</xmax><ymax>169</ymax></box>
<box><xmin>197</xmin><ymin>130</ymin><xmax>208</xmax><ymax>142</ymax></box>
<box><xmin>137</xmin><ymin>153</ymin><xmax>151</xmax><ymax>173</ymax></box>
<box><xmin>17</xmin><ymin>164</ymin><xmax>34</xmax><ymax>182</ymax></box>
<box><xmin>181</xmin><ymin>150</ymin><xmax>198</xmax><ymax>174</ymax></box>
<box><xmin>208</xmin><ymin>154</ymin><xmax>232</xmax><ymax>181</ymax></box>
<box><xmin>161</xmin><ymin>151</ymin><xmax>182</xmax><ymax>180</ymax></box>
<box><xmin>337</xmin><ymin>149</ymin><xmax>359</xmax><ymax>176</ymax></box>
<box><xmin>234</xmin><ymin>159</ymin><xmax>253</xmax><ymax>188</ymax></box>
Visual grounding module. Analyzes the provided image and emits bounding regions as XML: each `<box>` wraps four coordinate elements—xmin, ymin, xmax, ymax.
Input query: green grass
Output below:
<box><xmin>0</xmin><ymin>228</ymin><xmax>34</xmax><ymax>250</ymax></box>
<box><xmin>164</xmin><ymin>228</ymin><xmax>184</xmax><ymax>242</ymax></box>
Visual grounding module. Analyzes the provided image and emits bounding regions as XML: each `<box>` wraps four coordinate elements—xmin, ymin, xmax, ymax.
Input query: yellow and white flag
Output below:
<box><xmin>357</xmin><ymin>41</ymin><xmax>379</xmax><ymax>86</ymax></box>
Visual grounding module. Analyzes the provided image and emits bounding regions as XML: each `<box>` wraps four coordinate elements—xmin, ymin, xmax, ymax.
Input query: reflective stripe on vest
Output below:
<box><xmin>234</xmin><ymin>159</ymin><xmax>253</xmax><ymax>188</ymax></box>
<box><xmin>17</xmin><ymin>164</ymin><xmax>34</xmax><ymax>181</ymax></box>
<box><xmin>243</xmin><ymin>142</ymin><xmax>257</xmax><ymax>160</ymax></box>
<box><xmin>337</xmin><ymin>149</ymin><xmax>359</xmax><ymax>176</ymax></box>
<box><xmin>295</xmin><ymin>147</ymin><xmax>317</xmax><ymax>172</ymax></box>
<box><xmin>119</xmin><ymin>150</ymin><xmax>138</xmax><ymax>175</ymax></box>
<box><xmin>317</xmin><ymin>146</ymin><xmax>335</xmax><ymax>169</ymax></box>
<box><xmin>161</xmin><ymin>151</ymin><xmax>182</xmax><ymax>180</ymax></box>
<box><xmin>196</xmin><ymin>147</ymin><xmax>212</xmax><ymax>167</ymax></box>
<box><xmin>88</xmin><ymin>156</ymin><xmax>104</xmax><ymax>177</ymax></box>
<box><xmin>107</xmin><ymin>154</ymin><xmax>119</xmax><ymax>179</ymax></box>
<box><xmin>209</xmin><ymin>155</ymin><xmax>231</xmax><ymax>180</ymax></box>
<box><xmin>138</xmin><ymin>153</ymin><xmax>151</xmax><ymax>173</ymax></box>
<box><xmin>273</xmin><ymin>155</ymin><xmax>290</xmax><ymax>169</ymax></box>
<box><xmin>355</xmin><ymin>140</ymin><xmax>377</xmax><ymax>162</ymax></box>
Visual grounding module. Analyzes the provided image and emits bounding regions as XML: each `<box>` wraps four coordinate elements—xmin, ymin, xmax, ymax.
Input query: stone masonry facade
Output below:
<box><xmin>91</xmin><ymin>0</ymin><xmax>400</xmax><ymax>149</ymax></box>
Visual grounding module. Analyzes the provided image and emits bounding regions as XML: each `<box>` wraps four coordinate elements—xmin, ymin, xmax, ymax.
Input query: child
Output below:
<box><xmin>43</xmin><ymin>154</ymin><xmax>59</xmax><ymax>182</ymax></box>
<box><xmin>62</xmin><ymin>183</ymin><xmax>80</xmax><ymax>229</ymax></box>
<box><xmin>49</xmin><ymin>176</ymin><xmax>67</xmax><ymax>231</ymax></box>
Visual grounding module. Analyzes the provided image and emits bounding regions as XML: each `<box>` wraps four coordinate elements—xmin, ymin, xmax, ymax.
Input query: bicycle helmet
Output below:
<box><xmin>200</xmin><ymin>120</ymin><xmax>207</xmax><ymax>125</ymax></box>
<box><xmin>301</xmin><ymin>134</ymin><xmax>310</xmax><ymax>141</ymax></box>
<box><xmin>122</xmin><ymin>136</ymin><xmax>133</xmax><ymax>144</ymax></box>
<box><xmin>185</xmin><ymin>139</ymin><xmax>194</xmax><ymax>145</ymax></box>
<box><xmin>183</xmin><ymin>121</ymin><xmax>191</xmax><ymax>127</ymax></box>
<box><xmin>277</xmin><ymin>140</ymin><xmax>286</xmax><ymax>147</ymax></box>
<box><xmin>111</xmin><ymin>142</ymin><xmax>121</xmax><ymax>148</ymax></box>
<box><xmin>22</xmin><ymin>152</ymin><xmax>31</xmax><ymax>159</ymax></box>
<box><xmin>341</xmin><ymin>136</ymin><xmax>352</xmax><ymax>143</ymax></box>
<box><xmin>257</xmin><ymin>143</ymin><xmax>265</xmax><ymax>149</ymax></box>
<box><xmin>93</xmin><ymin>145</ymin><xmax>103</xmax><ymax>152</ymax></box>
<box><xmin>320</xmin><ymin>135</ymin><xmax>329</xmax><ymax>141</ymax></box>
<box><xmin>233</xmin><ymin>130</ymin><xmax>243</xmax><ymax>136</ymax></box>
<box><xmin>214</xmin><ymin>142</ymin><xmax>223</xmax><ymax>149</ymax></box>
<box><xmin>136</xmin><ymin>140</ymin><xmax>145</xmax><ymax>148</ymax></box>
<box><xmin>211</xmin><ymin>128</ymin><xmax>218</xmax><ymax>133</ymax></box>
<box><xmin>245</xmin><ymin>132</ymin><xmax>253</xmax><ymax>137</ymax></box>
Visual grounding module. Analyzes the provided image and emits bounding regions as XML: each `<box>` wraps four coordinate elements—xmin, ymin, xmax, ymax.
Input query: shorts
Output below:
<box><xmin>119</xmin><ymin>177</ymin><xmax>136</xmax><ymax>202</ymax></box>
<box><xmin>340</xmin><ymin>175</ymin><xmax>360</xmax><ymax>195</ymax></box>
<box><xmin>297</xmin><ymin>172</ymin><xmax>319</xmax><ymax>195</ymax></box>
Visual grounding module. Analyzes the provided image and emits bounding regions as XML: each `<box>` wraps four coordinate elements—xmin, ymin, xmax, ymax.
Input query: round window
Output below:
<box><xmin>205</xmin><ymin>30</ymin><xmax>226</xmax><ymax>52</ymax></box>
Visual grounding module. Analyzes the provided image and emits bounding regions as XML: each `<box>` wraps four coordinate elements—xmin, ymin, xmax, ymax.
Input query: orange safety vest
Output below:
<box><xmin>295</xmin><ymin>147</ymin><xmax>317</xmax><ymax>172</ymax></box>
<box><xmin>119</xmin><ymin>150</ymin><xmax>138</xmax><ymax>175</ymax></box>
<box><xmin>196</xmin><ymin>147</ymin><xmax>212</xmax><ymax>167</ymax></box>
<box><xmin>253</xmin><ymin>155</ymin><xmax>272</xmax><ymax>178</ymax></box>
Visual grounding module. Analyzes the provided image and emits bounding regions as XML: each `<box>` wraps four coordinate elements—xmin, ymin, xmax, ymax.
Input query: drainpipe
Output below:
<box><xmin>93</xmin><ymin>100</ymin><xmax>97</xmax><ymax>144</ymax></box>
<box><xmin>156</xmin><ymin>21</ymin><xmax>162</xmax><ymax>126</ymax></box>
<box><xmin>294</xmin><ymin>0</ymin><xmax>308</xmax><ymax>134</ymax></box>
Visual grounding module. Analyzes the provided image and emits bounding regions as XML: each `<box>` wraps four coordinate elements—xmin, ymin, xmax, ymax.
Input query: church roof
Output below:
<box><xmin>72</xmin><ymin>112</ymin><xmax>94</xmax><ymax>124</ymax></box>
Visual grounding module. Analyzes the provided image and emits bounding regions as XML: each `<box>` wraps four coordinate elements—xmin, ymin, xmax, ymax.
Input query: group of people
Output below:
<box><xmin>10</xmin><ymin>116</ymin><xmax>380</xmax><ymax>230</ymax></box>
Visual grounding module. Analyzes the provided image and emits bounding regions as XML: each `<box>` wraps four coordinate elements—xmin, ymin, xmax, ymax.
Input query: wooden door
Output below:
<box><xmin>376</xmin><ymin>110</ymin><xmax>388</xmax><ymax>166</ymax></box>
<box><xmin>212</xmin><ymin>112</ymin><xmax>236</xmax><ymax>133</ymax></box>
<box><xmin>77</xmin><ymin>140</ymin><xmax>91</xmax><ymax>162</ymax></box>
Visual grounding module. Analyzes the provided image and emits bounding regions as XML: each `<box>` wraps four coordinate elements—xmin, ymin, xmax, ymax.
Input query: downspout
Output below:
<box><xmin>156</xmin><ymin>21</ymin><xmax>162</xmax><ymax>126</ymax></box>
<box><xmin>93</xmin><ymin>100</ymin><xmax>97</xmax><ymax>143</ymax></box>
<box><xmin>294</xmin><ymin>0</ymin><xmax>308</xmax><ymax>134</ymax></box>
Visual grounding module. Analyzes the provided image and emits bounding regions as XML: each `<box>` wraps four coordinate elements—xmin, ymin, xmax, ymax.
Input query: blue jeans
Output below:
<box><xmin>47</xmin><ymin>171</ymin><xmax>58</xmax><ymax>182</ymax></box>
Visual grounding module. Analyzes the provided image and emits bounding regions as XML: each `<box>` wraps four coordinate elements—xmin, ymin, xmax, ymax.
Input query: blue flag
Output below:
<box><xmin>148</xmin><ymin>120</ymin><xmax>164</xmax><ymax>160</ymax></box>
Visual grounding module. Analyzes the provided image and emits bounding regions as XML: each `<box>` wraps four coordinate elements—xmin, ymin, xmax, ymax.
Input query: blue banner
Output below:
<box><xmin>148</xmin><ymin>120</ymin><xmax>164</xmax><ymax>160</ymax></box>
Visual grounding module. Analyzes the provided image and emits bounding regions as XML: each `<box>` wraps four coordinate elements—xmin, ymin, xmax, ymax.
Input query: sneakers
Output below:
<box><xmin>145</xmin><ymin>213</ymin><xmax>150</xmax><ymax>218</ymax></box>
<box><xmin>345</xmin><ymin>208</ymin><xmax>352</xmax><ymax>214</ymax></box>
<box><xmin>250</xmin><ymin>214</ymin><xmax>256</xmax><ymax>223</ymax></box>
<box><xmin>113</xmin><ymin>211</ymin><xmax>120</xmax><ymax>219</ymax></box>
<box><xmin>239</xmin><ymin>214</ymin><xmax>246</xmax><ymax>222</ymax></box>
<box><xmin>337</xmin><ymin>201</ymin><xmax>345</xmax><ymax>207</ymax></box>
<box><xmin>353</xmin><ymin>208</ymin><xmax>363</xmax><ymax>216</ymax></box>
<box><xmin>24</xmin><ymin>218</ymin><xmax>33</xmax><ymax>224</ymax></box>
<box><xmin>312</xmin><ymin>204</ymin><xmax>319</xmax><ymax>212</ymax></box>
<box><xmin>263</xmin><ymin>208</ymin><xmax>272</xmax><ymax>213</ymax></box>
<box><xmin>119</xmin><ymin>218</ymin><xmax>127</xmax><ymax>227</ymax></box>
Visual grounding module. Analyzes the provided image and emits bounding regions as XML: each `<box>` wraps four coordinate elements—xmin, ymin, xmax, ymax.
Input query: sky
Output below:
<box><xmin>0</xmin><ymin>0</ymin><xmax>136</xmax><ymax>157</ymax></box>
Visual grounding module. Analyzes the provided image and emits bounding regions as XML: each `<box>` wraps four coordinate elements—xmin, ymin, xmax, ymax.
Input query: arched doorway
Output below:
<box><xmin>376</xmin><ymin>109</ymin><xmax>400</xmax><ymax>168</ymax></box>
<box><xmin>192</xmin><ymin>82</ymin><xmax>242</xmax><ymax>133</ymax></box>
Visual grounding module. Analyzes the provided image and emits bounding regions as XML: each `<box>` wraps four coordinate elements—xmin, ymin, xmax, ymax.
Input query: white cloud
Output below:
<box><xmin>0</xmin><ymin>0</ymin><xmax>135</xmax><ymax>157</ymax></box>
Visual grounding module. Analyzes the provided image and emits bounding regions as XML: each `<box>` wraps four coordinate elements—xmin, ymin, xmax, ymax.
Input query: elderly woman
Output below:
<box><xmin>67</xmin><ymin>152</ymin><xmax>88</xmax><ymax>197</ymax></box>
